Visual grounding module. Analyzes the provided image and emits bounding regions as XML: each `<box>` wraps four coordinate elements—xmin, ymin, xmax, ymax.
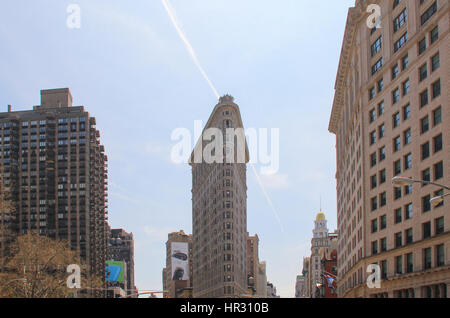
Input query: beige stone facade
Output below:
<box><xmin>329</xmin><ymin>0</ymin><xmax>449</xmax><ymax>297</ymax></box>
<box><xmin>190</xmin><ymin>95</ymin><xmax>249</xmax><ymax>298</ymax></box>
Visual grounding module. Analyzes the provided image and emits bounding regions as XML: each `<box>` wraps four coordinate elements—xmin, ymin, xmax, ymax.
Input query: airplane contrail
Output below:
<box><xmin>161</xmin><ymin>1</ymin><xmax>282</xmax><ymax>233</ymax></box>
<box><xmin>161</xmin><ymin>0</ymin><xmax>220</xmax><ymax>99</ymax></box>
<box><xmin>250</xmin><ymin>163</ymin><xmax>285</xmax><ymax>233</ymax></box>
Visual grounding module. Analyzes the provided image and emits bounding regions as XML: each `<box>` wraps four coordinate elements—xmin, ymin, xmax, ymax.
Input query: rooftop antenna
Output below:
<box><xmin>320</xmin><ymin>196</ymin><xmax>322</xmax><ymax>212</ymax></box>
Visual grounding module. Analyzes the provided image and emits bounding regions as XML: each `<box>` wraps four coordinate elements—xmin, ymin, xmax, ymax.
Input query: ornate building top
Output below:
<box><xmin>219</xmin><ymin>94</ymin><xmax>235</xmax><ymax>103</ymax></box>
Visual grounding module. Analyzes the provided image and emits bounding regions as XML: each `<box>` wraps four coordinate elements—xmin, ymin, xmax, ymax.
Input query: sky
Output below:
<box><xmin>0</xmin><ymin>0</ymin><xmax>355</xmax><ymax>297</ymax></box>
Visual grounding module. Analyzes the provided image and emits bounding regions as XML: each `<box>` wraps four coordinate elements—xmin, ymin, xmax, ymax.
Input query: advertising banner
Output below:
<box><xmin>106</xmin><ymin>260</ymin><xmax>124</xmax><ymax>283</ymax></box>
<box><xmin>171</xmin><ymin>242</ymin><xmax>189</xmax><ymax>281</ymax></box>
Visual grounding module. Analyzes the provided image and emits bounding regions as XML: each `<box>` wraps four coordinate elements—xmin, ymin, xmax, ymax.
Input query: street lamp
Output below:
<box><xmin>392</xmin><ymin>176</ymin><xmax>450</xmax><ymax>208</ymax></box>
<box><xmin>392</xmin><ymin>176</ymin><xmax>450</xmax><ymax>190</ymax></box>
<box><xmin>430</xmin><ymin>193</ymin><xmax>450</xmax><ymax>208</ymax></box>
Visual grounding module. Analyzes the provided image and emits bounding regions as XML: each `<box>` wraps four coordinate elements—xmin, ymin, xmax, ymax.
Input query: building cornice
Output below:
<box><xmin>328</xmin><ymin>6</ymin><xmax>359</xmax><ymax>135</ymax></box>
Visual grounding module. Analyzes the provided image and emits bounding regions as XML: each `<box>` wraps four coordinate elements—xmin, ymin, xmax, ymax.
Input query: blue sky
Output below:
<box><xmin>0</xmin><ymin>0</ymin><xmax>354</xmax><ymax>297</ymax></box>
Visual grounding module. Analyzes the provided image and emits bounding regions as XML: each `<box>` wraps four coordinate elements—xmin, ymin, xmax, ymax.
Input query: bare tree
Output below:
<box><xmin>0</xmin><ymin>233</ymin><xmax>103</xmax><ymax>298</ymax></box>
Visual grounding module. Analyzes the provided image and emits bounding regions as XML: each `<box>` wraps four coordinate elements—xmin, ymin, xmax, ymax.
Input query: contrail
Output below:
<box><xmin>161</xmin><ymin>0</ymin><xmax>282</xmax><ymax>232</ymax></box>
<box><xmin>250</xmin><ymin>163</ymin><xmax>284</xmax><ymax>233</ymax></box>
<box><xmin>161</xmin><ymin>0</ymin><xmax>220</xmax><ymax>99</ymax></box>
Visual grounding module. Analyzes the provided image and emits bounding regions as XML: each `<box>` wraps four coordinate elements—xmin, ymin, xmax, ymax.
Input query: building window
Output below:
<box><xmin>431</xmin><ymin>53</ymin><xmax>440</xmax><ymax>72</ymax></box>
<box><xmin>406</xmin><ymin>253</ymin><xmax>413</xmax><ymax>273</ymax></box>
<box><xmin>401</xmin><ymin>54</ymin><xmax>409</xmax><ymax>70</ymax></box>
<box><xmin>372</xmin><ymin>241</ymin><xmax>378</xmax><ymax>255</ymax></box>
<box><xmin>395</xmin><ymin>255</ymin><xmax>403</xmax><ymax>274</ymax></box>
<box><xmin>395</xmin><ymin>208</ymin><xmax>402</xmax><ymax>223</ymax></box>
<box><xmin>395</xmin><ymin>232</ymin><xmax>402</xmax><ymax>248</ymax></box>
<box><xmin>418</xmin><ymin>38</ymin><xmax>427</xmax><ymax>55</ymax></box>
<box><xmin>402</xmin><ymin>80</ymin><xmax>410</xmax><ymax>96</ymax></box>
<box><xmin>371</xmin><ymin>153</ymin><xmax>377</xmax><ymax>167</ymax></box>
<box><xmin>370</xmin><ymin>109</ymin><xmax>376</xmax><ymax>123</ymax></box>
<box><xmin>394</xmin><ymin>160</ymin><xmax>402</xmax><ymax>176</ymax></box>
<box><xmin>394</xmin><ymin>32</ymin><xmax>408</xmax><ymax>52</ymax></box>
<box><xmin>420</xmin><ymin>90</ymin><xmax>429</xmax><ymax>107</ymax></box>
<box><xmin>378</xmin><ymin>101</ymin><xmax>385</xmax><ymax>115</ymax></box>
<box><xmin>392</xmin><ymin>88</ymin><xmax>400</xmax><ymax>104</ymax></box>
<box><xmin>381</xmin><ymin>238</ymin><xmax>387</xmax><ymax>252</ymax></box>
<box><xmin>435</xmin><ymin>217</ymin><xmax>444</xmax><ymax>235</ymax></box>
<box><xmin>380</xmin><ymin>215</ymin><xmax>387</xmax><ymax>230</ymax></box>
<box><xmin>379</xmin><ymin>124</ymin><xmax>385</xmax><ymax>139</ymax></box>
<box><xmin>380</xmin><ymin>169</ymin><xmax>386</xmax><ymax>184</ymax></box>
<box><xmin>380</xmin><ymin>192</ymin><xmax>387</xmax><ymax>207</ymax></box>
<box><xmin>372</xmin><ymin>218</ymin><xmax>378</xmax><ymax>232</ymax></box>
<box><xmin>403</xmin><ymin>103</ymin><xmax>411</xmax><ymax>119</ymax></box>
<box><xmin>393</xmin><ymin>112</ymin><xmax>400</xmax><ymax>128</ymax></box>
<box><xmin>370</xmin><ymin>131</ymin><xmax>377</xmax><ymax>145</ymax></box>
<box><xmin>436</xmin><ymin>245</ymin><xmax>444</xmax><ymax>267</ymax></box>
<box><xmin>419</xmin><ymin>63</ymin><xmax>428</xmax><ymax>81</ymax></box>
<box><xmin>434</xmin><ymin>161</ymin><xmax>443</xmax><ymax>180</ymax></box>
<box><xmin>405</xmin><ymin>203</ymin><xmax>413</xmax><ymax>220</ymax></box>
<box><xmin>392</xmin><ymin>64</ymin><xmax>399</xmax><ymax>80</ymax></box>
<box><xmin>423</xmin><ymin>248</ymin><xmax>432</xmax><ymax>270</ymax></box>
<box><xmin>371</xmin><ymin>197</ymin><xmax>378</xmax><ymax>212</ymax></box>
<box><xmin>393</xmin><ymin>8</ymin><xmax>407</xmax><ymax>32</ymax></box>
<box><xmin>404</xmin><ymin>128</ymin><xmax>411</xmax><ymax>145</ymax></box>
<box><xmin>404</xmin><ymin>184</ymin><xmax>412</xmax><ymax>195</ymax></box>
<box><xmin>423</xmin><ymin>221</ymin><xmax>431</xmax><ymax>238</ymax></box>
<box><xmin>430</xmin><ymin>25</ymin><xmax>439</xmax><ymax>44</ymax></box>
<box><xmin>371</xmin><ymin>175</ymin><xmax>377</xmax><ymax>189</ymax></box>
<box><xmin>372</xmin><ymin>58</ymin><xmax>383</xmax><ymax>75</ymax></box>
<box><xmin>423</xmin><ymin>195</ymin><xmax>432</xmax><ymax>213</ymax></box>
<box><xmin>433</xmin><ymin>106</ymin><xmax>441</xmax><ymax>126</ymax></box>
<box><xmin>378</xmin><ymin>79</ymin><xmax>384</xmax><ymax>93</ymax></box>
<box><xmin>406</xmin><ymin>228</ymin><xmax>413</xmax><ymax>244</ymax></box>
<box><xmin>433</xmin><ymin>134</ymin><xmax>442</xmax><ymax>153</ymax></box>
<box><xmin>432</xmin><ymin>79</ymin><xmax>441</xmax><ymax>98</ymax></box>
<box><xmin>422</xmin><ymin>142</ymin><xmax>430</xmax><ymax>160</ymax></box>
<box><xmin>422</xmin><ymin>168</ymin><xmax>431</xmax><ymax>183</ymax></box>
<box><xmin>371</xmin><ymin>36</ymin><xmax>382</xmax><ymax>56</ymax></box>
<box><xmin>381</xmin><ymin>260</ymin><xmax>387</xmax><ymax>279</ymax></box>
<box><xmin>369</xmin><ymin>87</ymin><xmax>376</xmax><ymax>100</ymax></box>
<box><xmin>394</xmin><ymin>136</ymin><xmax>401</xmax><ymax>152</ymax></box>
<box><xmin>404</xmin><ymin>153</ymin><xmax>412</xmax><ymax>170</ymax></box>
<box><xmin>421</xmin><ymin>1</ymin><xmax>437</xmax><ymax>26</ymax></box>
<box><xmin>421</xmin><ymin>116</ymin><xmax>429</xmax><ymax>134</ymax></box>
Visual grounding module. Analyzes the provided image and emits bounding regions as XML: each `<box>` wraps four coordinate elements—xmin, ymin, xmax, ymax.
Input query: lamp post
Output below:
<box><xmin>392</xmin><ymin>176</ymin><xmax>449</xmax><ymax>208</ymax></box>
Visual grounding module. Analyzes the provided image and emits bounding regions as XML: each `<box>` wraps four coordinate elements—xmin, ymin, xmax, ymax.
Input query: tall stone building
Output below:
<box><xmin>302</xmin><ymin>257</ymin><xmax>311</xmax><ymax>297</ymax></box>
<box><xmin>329</xmin><ymin>1</ymin><xmax>449</xmax><ymax>297</ymax></box>
<box><xmin>190</xmin><ymin>95</ymin><xmax>249</xmax><ymax>298</ymax></box>
<box><xmin>247</xmin><ymin>233</ymin><xmax>267</xmax><ymax>297</ymax></box>
<box><xmin>107</xmin><ymin>228</ymin><xmax>136</xmax><ymax>296</ymax></box>
<box><xmin>247</xmin><ymin>234</ymin><xmax>259</xmax><ymax>295</ymax></box>
<box><xmin>310</xmin><ymin>211</ymin><xmax>334</xmax><ymax>298</ymax></box>
<box><xmin>162</xmin><ymin>230</ymin><xmax>193</xmax><ymax>298</ymax></box>
<box><xmin>0</xmin><ymin>88</ymin><xmax>108</xmax><ymax>287</ymax></box>
<box><xmin>295</xmin><ymin>275</ymin><xmax>306</xmax><ymax>298</ymax></box>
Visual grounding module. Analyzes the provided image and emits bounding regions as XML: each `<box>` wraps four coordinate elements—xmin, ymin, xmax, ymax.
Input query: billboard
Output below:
<box><xmin>171</xmin><ymin>242</ymin><xmax>189</xmax><ymax>281</ymax></box>
<box><xmin>106</xmin><ymin>260</ymin><xmax>124</xmax><ymax>283</ymax></box>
